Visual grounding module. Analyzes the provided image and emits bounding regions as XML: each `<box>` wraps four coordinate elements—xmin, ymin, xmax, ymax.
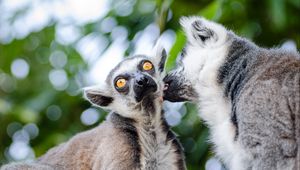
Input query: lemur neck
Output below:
<box><xmin>138</xmin><ymin>97</ymin><xmax>164</xmax><ymax>127</ymax></box>
<box><xmin>109</xmin><ymin>98</ymin><xmax>168</xmax><ymax>139</ymax></box>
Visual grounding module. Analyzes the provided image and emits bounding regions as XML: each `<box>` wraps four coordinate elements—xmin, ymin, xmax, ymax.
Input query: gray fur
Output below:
<box><xmin>1</xmin><ymin>117</ymin><xmax>141</xmax><ymax>170</ymax></box>
<box><xmin>2</xmin><ymin>48</ymin><xmax>186</xmax><ymax>170</ymax></box>
<box><xmin>163</xmin><ymin>16</ymin><xmax>300</xmax><ymax>170</ymax></box>
<box><xmin>235</xmin><ymin>49</ymin><xmax>300</xmax><ymax>169</ymax></box>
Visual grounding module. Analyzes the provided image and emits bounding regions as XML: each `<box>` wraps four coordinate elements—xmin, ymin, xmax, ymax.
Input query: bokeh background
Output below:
<box><xmin>0</xmin><ymin>0</ymin><xmax>299</xmax><ymax>169</ymax></box>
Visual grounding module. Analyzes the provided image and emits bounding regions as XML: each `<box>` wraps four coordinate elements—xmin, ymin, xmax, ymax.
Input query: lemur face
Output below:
<box><xmin>84</xmin><ymin>47</ymin><xmax>167</xmax><ymax>118</ymax></box>
<box><xmin>164</xmin><ymin>16</ymin><xmax>230</xmax><ymax>102</ymax></box>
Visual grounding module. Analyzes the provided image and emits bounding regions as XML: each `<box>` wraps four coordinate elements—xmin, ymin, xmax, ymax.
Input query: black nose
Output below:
<box><xmin>134</xmin><ymin>74</ymin><xmax>157</xmax><ymax>102</ymax></box>
<box><xmin>136</xmin><ymin>76</ymin><xmax>149</xmax><ymax>87</ymax></box>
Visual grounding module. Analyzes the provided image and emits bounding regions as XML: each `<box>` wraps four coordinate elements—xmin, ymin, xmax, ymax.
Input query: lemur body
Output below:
<box><xmin>164</xmin><ymin>16</ymin><xmax>300</xmax><ymax>170</ymax></box>
<box><xmin>2</xmin><ymin>48</ymin><xmax>186</xmax><ymax>170</ymax></box>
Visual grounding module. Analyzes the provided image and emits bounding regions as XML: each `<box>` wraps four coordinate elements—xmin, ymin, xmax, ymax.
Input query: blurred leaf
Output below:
<box><xmin>0</xmin><ymin>99</ymin><xmax>11</xmax><ymax>114</ymax></box>
<box><xmin>199</xmin><ymin>0</ymin><xmax>223</xmax><ymax>20</ymax></box>
<box><xmin>268</xmin><ymin>0</ymin><xmax>286</xmax><ymax>31</ymax></box>
<box><xmin>166</xmin><ymin>31</ymin><xmax>185</xmax><ymax>72</ymax></box>
<box><xmin>14</xmin><ymin>107</ymin><xmax>39</xmax><ymax>123</ymax></box>
<box><xmin>156</xmin><ymin>0</ymin><xmax>173</xmax><ymax>33</ymax></box>
<box><xmin>288</xmin><ymin>0</ymin><xmax>300</xmax><ymax>8</ymax></box>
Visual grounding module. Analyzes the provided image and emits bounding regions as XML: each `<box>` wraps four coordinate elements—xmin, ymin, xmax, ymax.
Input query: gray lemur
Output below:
<box><xmin>163</xmin><ymin>16</ymin><xmax>300</xmax><ymax>170</ymax></box>
<box><xmin>1</xmin><ymin>47</ymin><xmax>186</xmax><ymax>170</ymax></box>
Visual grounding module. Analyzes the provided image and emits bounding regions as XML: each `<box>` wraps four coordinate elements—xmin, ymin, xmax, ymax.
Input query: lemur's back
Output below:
<box><xmin>236</xmin><ymin>49</ymin><xmax>300</xmax><ymax>169</ymax></box>
<box><xmin>1</xmin><ymin>114</ymin><xmax>141</xmax><ymax>170</ymax></box>
<box><xmin>39</xmin><ymin>114</ymin><xmax>141</xmax><ymax>169</ymax></box>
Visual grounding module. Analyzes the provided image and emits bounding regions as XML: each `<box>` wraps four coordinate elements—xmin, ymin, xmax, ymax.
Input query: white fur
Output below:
<box><xmin>180</xmin><ymin>16</ymin><xmax>249</xmax><ymax>170</ymax></box>
<box><xmin>137</xmin><ymin>100</ymin><xmax>180</xmax><ymax>170</ymax></box>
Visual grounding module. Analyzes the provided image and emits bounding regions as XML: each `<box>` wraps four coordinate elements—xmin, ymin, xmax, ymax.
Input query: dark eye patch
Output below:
<box><xmin>114</xmin><ymin>74</ymin><xmax>130</xmax><ymax>94</ymax></box>
<box><xmin>138</xmin><ymin>60</ymin><xmax>155</xmax><ymax>75</ymax></box>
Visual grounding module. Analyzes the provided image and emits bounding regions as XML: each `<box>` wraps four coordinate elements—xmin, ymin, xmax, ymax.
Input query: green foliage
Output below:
<box><xmin>166</xmin><ymin>31</ymin><xmax>185</xmax><ymax>71</ymax></box>
<box><xmin>0</xmin><ymin>0</ymin><xmax>299</xmax><ymax>169</ymax></box>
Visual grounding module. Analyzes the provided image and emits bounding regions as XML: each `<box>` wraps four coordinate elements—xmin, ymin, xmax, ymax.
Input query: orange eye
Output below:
<box><xmin>143</xmin><ymin>61</ymin><xmax>153</xmax><ymax>71</ymax></box>
<box><xmin>116</xmin><ymin>78</ymin><xmax>127</xmax><ymax>88</ymax></box>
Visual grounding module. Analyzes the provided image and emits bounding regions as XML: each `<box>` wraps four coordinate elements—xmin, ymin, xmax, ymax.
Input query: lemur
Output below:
<box><xmin>163</xmin><ymin>16</ymin><xmax>300</xmax><ymax>170</ymax></box>
<box><xmin>1</xmin><ymin>47</ymin><xmax>186</xmax><ymax>170</ymax></box>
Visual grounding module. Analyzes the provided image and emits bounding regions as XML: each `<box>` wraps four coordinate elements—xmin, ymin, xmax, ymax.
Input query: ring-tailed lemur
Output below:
<box><xmin>163</xmin><ymin>16</ymin><xmax>300</xmax><ymax>170</ymax></box>
<box><xmin>1</xmin><ymin>47</ymin><xmax>186</xmax><ymax>170</ymax></box>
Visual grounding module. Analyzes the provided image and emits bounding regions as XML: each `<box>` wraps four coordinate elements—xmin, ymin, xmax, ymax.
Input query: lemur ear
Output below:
<box><xmin>180</xmin><ymin>16</ymin><xmax>224</xmax><ymax>46</ymax></box>
<box><xmin>153</xmin><ymin>45</ymin><xmax>167</xmax><ymax>73</ymax></box>
<box><xmin>84</xmin><ymin>85</ymin><xmax>113</xmax><ymax>108</ymax></box>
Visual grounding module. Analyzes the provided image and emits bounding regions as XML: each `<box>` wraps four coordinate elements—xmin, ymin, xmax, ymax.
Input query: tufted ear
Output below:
<box><xmin>153</xmin><ymin>45</ymin><xmax>167</xmax><ymax>73</ymax></box>
<box><xmin>84</xmin><ymin>85</ymin><xmax>113</xmax><ymax>108</ymax></box>
<box><xmin>180</xmin><ymin>16</ymin><xmax>227</xmax><ymax>47</ymax></box>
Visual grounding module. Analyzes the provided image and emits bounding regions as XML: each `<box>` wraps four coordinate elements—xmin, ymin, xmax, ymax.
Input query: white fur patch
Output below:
<box><xmin>180</xmin><ymin>16</ymin><xmax>248</xmax><ymax>170</ymax></box>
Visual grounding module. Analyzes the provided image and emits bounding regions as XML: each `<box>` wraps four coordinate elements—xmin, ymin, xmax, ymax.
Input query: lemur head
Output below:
<box><xmin>164</xmin><ymin>16</ymin><xmax>232</xmax><ymax>102</ymax></box>
<box><xmin>84</xmin><ymin>47</ymin><xmax>167</xmax><ymax>119</ymax></box>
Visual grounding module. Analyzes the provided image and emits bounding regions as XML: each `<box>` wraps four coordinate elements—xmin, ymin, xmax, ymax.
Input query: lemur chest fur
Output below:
<box><xmin>111</xmin><ymin>109</ymin><xmax>185</xmax><ymax>170</ymax></box>
<box><xmin>137</xmin><ymin>115</ymin><xmax>183</xmax><ymax>170</ymax></box>
<box><xmin>195</xmin><ymin>57</ymin><xmax>246</xmax><ymax>169</ymax></box>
